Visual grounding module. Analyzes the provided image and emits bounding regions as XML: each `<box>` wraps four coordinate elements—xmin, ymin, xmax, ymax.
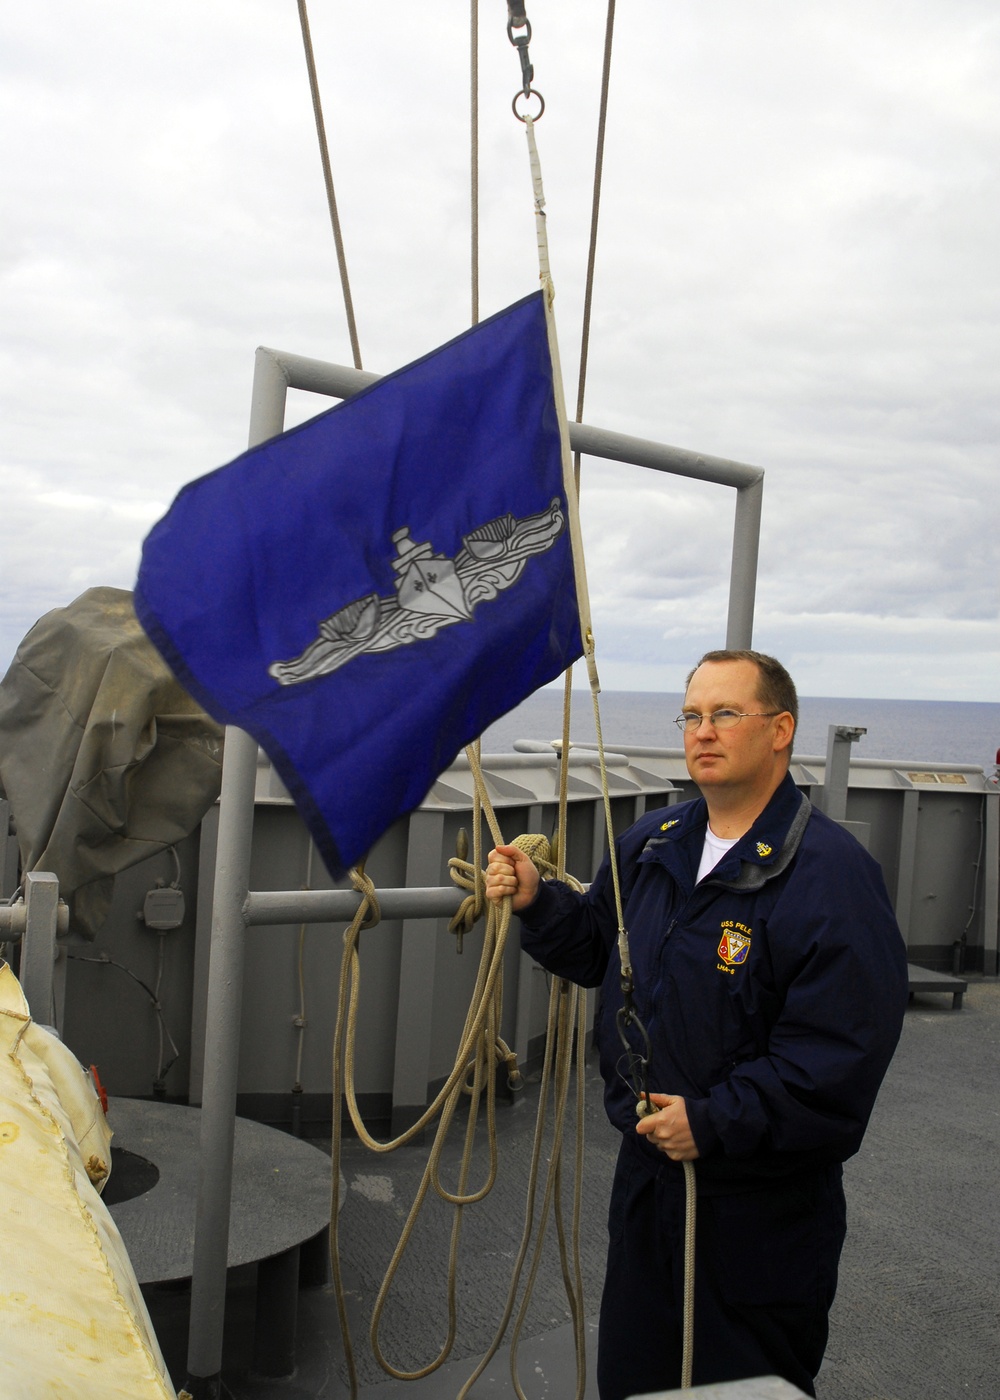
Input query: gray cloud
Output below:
<box><xmin>2</xmin><ymin>0</ymin><xmax>997</xmax><ymax>700</ymax></box>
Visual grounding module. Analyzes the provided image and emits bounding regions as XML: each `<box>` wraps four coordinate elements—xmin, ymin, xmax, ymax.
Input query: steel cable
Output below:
<box><xmin>296</xmin><ymin>0</ymin><xmax>363</xmax><ymax>369</ymax></box>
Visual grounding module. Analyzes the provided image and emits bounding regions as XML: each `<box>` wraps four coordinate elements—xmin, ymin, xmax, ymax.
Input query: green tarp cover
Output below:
<box><xmin>0</xmin><ymin>587</ymin><xmax>224</xmax><ymax>936</ymax></box>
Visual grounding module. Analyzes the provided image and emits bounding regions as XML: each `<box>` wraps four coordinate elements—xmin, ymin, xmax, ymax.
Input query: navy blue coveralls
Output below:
<box><xmin>519</xmin><ymin>772</ymin><xmax>909</xmax><ymax>1399</ymax></box>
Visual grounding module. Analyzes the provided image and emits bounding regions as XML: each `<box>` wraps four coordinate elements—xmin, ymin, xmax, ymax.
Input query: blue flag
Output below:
<box><xmin>135</xmin><ymin>292</ymin><xmax>584</xmax><ymax>878</ymax></box>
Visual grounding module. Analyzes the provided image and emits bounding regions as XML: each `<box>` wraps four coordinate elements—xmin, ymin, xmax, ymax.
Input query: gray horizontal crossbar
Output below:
<box><xmin>244</xmin><ymin>885</ymin><xmax>465</xmax><ymax>927</ymax></box>
<box><xmin>253</xmin><ymin>347</ymin><xmax>765</xmax><ymax>489</ymax></box>
<box><xmin>249</xmin><ymin>345</ymin><xmax>764</xmax><ymax>652</ymax></box>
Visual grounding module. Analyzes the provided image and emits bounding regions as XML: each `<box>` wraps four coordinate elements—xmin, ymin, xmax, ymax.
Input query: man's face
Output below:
<box><xmin>681</xmin><ymin>659</ymin><xmax>792</xmax><ymax>798</ymax></box>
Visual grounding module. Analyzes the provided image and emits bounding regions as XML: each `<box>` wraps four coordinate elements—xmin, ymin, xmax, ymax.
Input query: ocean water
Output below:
<box><xmin>482</xmin><ymin>691</ymin><xmax>1000</xmax><ymax>776</ymax></box>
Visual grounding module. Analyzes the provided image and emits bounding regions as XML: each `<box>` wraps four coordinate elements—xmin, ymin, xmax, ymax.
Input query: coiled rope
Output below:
<box><xmin>328</xmin><ymin>782</ymin><xmax>588</xmax><ymax>1396</ymax></box>
<box><xmin>328</xmin><ymin>856</ymin><xmax>512</xmax><ymax>1386</ymax></box>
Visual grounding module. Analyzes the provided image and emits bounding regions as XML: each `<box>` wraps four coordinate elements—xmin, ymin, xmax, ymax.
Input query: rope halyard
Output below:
<box><xmin>524</xmin><ymin>90</ymin><xmax>699</xmax><ymax>1391</ymax></box>
<box><xmin>522</xmin><ymin>117</ymin><xmax>597</xmax><ymax>698</ymax></box>
<box><xmin>576</xmin><ymin>0</ymin><xmax>617</xmax><ymax>426</ymax></box>
<box><xmin>524</xmin><ymin>98</ymin><xmax>639</xmax><ymax>1115</ymax></box>
<box><xmin>681</xmin><ymin>1168</ymin><xmax>697</xmax><ymax>1388</ymax></box>
<box><xmin>295</xmin><ymin>0</ymin><xmax>363</xmax><ymax>370</ymax></box>
<box><xmin>317</xmin><ymin>9</ymin><xmax>694</xmax><ymax>1389</ymax></box>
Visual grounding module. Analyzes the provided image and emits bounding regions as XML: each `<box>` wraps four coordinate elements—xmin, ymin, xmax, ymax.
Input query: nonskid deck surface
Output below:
<box><xmin>143</xmin><ymin>978</ymin><xmax>1000</xmax><ymax>1399</ymax></box>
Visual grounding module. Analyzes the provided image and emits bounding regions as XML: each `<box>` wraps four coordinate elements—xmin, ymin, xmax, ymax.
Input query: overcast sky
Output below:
<box><xmin>2</xmin><ymin>0</ymin><xmax>997</xmax><ymax>701</ymax></box>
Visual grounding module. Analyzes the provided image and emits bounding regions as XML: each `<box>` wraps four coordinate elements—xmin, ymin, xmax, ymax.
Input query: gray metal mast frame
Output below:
<box><xmin>184</xmin><ymin>347</ymin><xmax>765</xmax><ymax>1395</ymax></box>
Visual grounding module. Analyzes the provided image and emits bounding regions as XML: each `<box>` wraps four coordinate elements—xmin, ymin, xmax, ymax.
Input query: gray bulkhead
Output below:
<box><xmin>12</xmin><ymin>743</ymin><xmax>993</xmax><ymax>1126</ymax></box>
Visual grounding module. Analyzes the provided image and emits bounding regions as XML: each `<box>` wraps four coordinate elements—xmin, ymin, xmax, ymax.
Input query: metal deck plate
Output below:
<box><xmin>105</xmin><ymin>1097</ymin><xmax>333</xmax><ymax>1283</ymax></box>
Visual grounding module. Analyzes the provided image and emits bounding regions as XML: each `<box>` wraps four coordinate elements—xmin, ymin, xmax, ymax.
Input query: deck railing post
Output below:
<box><xmin>19</xmin><ymin>872</ymin><xmax>60</xmax><ymax>1027</ymax></box>
<box><xmin>185</xmin><ymin>347</ymin><xmax>292</xmax><ymax>1395</ymax></box>
<box><xmin>184</xmin><ymin>726</ymin><xmax>258</xmax><ymax>1396</ymax></box>
<box><xmin>822</xmin><ymin>726</ymin><xmax>867</xmax><ymax>823</ymax></box>
<box><xmin>982</xmin><ymin>791</ymin><xmax>999</xmax><ymax>976</ymax></box>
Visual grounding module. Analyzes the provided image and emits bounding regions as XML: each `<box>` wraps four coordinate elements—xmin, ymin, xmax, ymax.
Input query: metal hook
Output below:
<box><xmin>616</xmin><ymin>998</ymin><xmax>654</xmax><ymax>1115</ymax></box>
<box><xmin>507</xmin><ymin>13</ymin><xmax>534</xmax><ymax>98</ymax></box>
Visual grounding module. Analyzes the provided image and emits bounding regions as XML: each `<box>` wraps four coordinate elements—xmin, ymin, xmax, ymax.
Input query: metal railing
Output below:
<box><xmin>184</xmin><ymin>346</ymin><xmax>766</xmax><ymax>1395</ymax></box>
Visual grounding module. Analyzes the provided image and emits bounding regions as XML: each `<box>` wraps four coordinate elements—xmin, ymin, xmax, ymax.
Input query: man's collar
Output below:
<box><xmin>643</xmin><ymin>772</ymin><xmax>803</xmax><ymax>871</ymax></box>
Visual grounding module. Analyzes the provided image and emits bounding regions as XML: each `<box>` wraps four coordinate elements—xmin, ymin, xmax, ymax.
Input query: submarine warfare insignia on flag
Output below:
<box><xmin>269</xmin><ymin>497</ymin><xmax>567</xmax><ymax>685</ymax></box>
<box><xmin>717</xmin><ymin>921</ymin><xmax>752</xmax><ymax>975</ymax></box>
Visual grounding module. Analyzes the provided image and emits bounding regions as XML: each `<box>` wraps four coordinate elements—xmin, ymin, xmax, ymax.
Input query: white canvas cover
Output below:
<box><xmin>0</xmin><ymin>961</ymin><xmax>177</xmax><ymax>1397</ymax></box>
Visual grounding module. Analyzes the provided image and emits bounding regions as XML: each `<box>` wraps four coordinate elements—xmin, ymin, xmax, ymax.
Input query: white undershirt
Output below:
<box><xmin>696</xmin><ymin>825</ymin><xmax>740</xmax><ymax>883</ymax></box>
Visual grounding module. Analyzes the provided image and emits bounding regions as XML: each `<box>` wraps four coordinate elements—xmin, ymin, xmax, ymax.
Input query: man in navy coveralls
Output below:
<box><xmin>485</xmin><ymin>650</ymin><xmax>908</xmax><ymax>1398</ymax></box>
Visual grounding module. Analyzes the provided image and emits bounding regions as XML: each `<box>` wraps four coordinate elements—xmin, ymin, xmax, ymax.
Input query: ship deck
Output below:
<box><xmin>143</xmin><ymin>976</ymin><xmax>1000</xmax><ymax>1399</ymax></box>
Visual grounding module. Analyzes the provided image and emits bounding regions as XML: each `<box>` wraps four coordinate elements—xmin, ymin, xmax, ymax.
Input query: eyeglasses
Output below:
<box><xmin>673</xmin><ymin>709</ymin><xmax>782</xmax><ymax>732</ymax></box>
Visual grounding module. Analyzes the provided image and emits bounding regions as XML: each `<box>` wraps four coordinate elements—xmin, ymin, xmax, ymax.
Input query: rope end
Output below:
<box><xmin>584</xmin><ymin>629</ymin><xmax>601</xmax><ymax>693</ymax></box>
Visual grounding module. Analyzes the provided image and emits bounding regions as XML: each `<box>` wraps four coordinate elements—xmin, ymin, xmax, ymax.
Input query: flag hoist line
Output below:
<box><xmin>322</xmin><ymin>58</ymin><xmax>587</xmax><ymax>1400</ymax></box>
<box><xmin>325</xmin><ymin>65</ymin><xmax>592</xmax><ymax>1400</ymax></box>
<box><xmin>523</xmin><ymin>102</ymin><xmax>698</xmax><ymax>1393</ymax></box>
<box><xmin>317</xmin><ymin>6</ymin><xmax>696</xmax><ymax>1395</ymax></box>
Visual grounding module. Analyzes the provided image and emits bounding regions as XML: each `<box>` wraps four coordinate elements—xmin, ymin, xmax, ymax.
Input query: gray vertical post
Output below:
<box><xmin>185</xmin><ymin>346</ymin><xmax>290</xmax><ymax>1396</ymax></box>
<box><xmin>822</xmin><ymin>726</ymin><xmax>866</xmax><ymax>822</ymax></box>
<box><xmin>894</xmin><ymin>787</ymin><xmax>920</xmax><ymax>946</ymax></box>
<box><xmin>253</xmin><ymin>1244</ymin><xmax>301</xmax><ymax>1378</ymax></box>
<box><xmin>589</xmin><ymin>797</ymin><xmax>608</xmax><ymax>878</ymax></box>
<box><xmin>19</xmin><ymin>872</ymin><xmax>60</xmax><ymax>1026</ymax></box>
<box><xmin>188</xmin><ymin>804</ymin><xmax>221</xmax><ymax>1106</ymax></box>
<box><xmin>184</xmin><ymin>727</ymin><xmax>258</xmax><ymax>1395</ymax></box>
<box><xmin>982</xmin><ymin>793</ymin><xmax>999</xmax><ymax>976</ymax></box>
<box><xmin>726</xmin><ymin>478</ymin><xmax>763</xmax><ymax>648</ymax></box>
<box><xmin>248</xmin><ymin>346</ymin><xmax>293</xmax><ymax>444</ymax></box>
<box><xmin>567</xmin><ymin>420</ymin><xmax>764</xmax><ymax>652</ymax></box>
<box><xmin>52</xmin><ymin>946</ymin><xmax>69</xmax><ymax>1035</ymax></box>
